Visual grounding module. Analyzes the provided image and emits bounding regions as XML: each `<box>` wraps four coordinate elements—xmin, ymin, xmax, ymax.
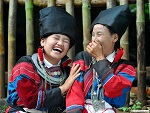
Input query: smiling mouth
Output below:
<box><xmin>53</xmin><ymin>48</ymin><xmax>62</xmax><ymax>53</ymax></box>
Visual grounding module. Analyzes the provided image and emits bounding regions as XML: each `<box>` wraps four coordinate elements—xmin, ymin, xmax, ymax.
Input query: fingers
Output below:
<box><xmin>73</xmin><ymin>65</ymin><xmax>81</xmax><ymax>76</ymax></box>
<box><xmin>86</xmin><ymin>41</ymin><xmax>97</xmax><ymax>54</ymax></box>
<box><xmin>71</xmin><ymin>64</ymin><xmax>80</xmax><ymax>71</ymax></box>
<box><xmin>86</xmin><ymin>42</ymin><xmax>93</xmax><ymax>52</ymax></box>
<box><xmin>89</xmin><ymin>42</ymin><xmax>93</xmax><ymax>47</ymax></box>
<box><xmin>87</xmin><ymin>41</ymin><xmax>97</xmax><ymax>49</ymax></box>
<box><xmin>70</xmin><ymin>64</ymin><xmax>81</xmax><ymax>77</ymax></box>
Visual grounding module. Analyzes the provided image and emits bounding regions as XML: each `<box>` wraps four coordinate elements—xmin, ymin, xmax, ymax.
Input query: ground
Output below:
<box><xmin>0</xmin><ymin>98</ymin><xmax>7</xmax><ymax>112</ymax></box>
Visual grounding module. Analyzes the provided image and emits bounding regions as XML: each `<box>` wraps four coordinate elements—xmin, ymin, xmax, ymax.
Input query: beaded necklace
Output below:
<box><xmin>91</xmin><ymin>47</ymin><xmax>124</xmax><ymax>111</ymax></box>
<box><xmin>32</xmin><ymin>47</ymin><xmax>67</xmax><ymax>90</ymax></box>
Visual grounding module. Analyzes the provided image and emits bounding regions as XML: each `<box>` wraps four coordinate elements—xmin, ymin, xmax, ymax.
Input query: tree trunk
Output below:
<box><xmin>120</xmin><ymin>0</ymin><xmax>129</xmax><ymax>60</ymax></box>
<box><xmin>47</xmin><ymin>0</ymin><xmax>55</xmax><ymax>7</ymax></box>
<box><xmin>8</xmin><ymin>0</ymin><xmax>17</xmax><ymax>87</ymax></box>
<box><xmin>66</xmin><ymin>0</ymin><xmax>75</xmax><ymax>61</ymax></box>
<box><xmin>82</xmin><ymin>0</ymin><xmax>91</xmax><ymax>51</ymax></box>
<box><xmin>106</xmin><ymin>0</ymin><xmax>116</xmax><ymax>8</ymax></box>
<box><xmin>136</xmin><ymin>0</ymin><xmax>146</xmax><ymax>104</ymax></box>
<box><xmin>25</xmin><ymin>0</ymin><xmax>34</xmax><ymax>55</ymax></box>
<box><xmin>0</xmin><ymin>0</ymin><xmax>5</xmax><ymax>98</ymax></box>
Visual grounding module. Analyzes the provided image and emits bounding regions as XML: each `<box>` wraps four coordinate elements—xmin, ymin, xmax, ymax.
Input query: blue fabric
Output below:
<box><xmin>104</xmin><ymin>87</ymin><xmax>130</xmax><ymax>108</ymax></box>
<box><xmin>66</xmin><ymin>104</ymin><xmax>83</xmax><ymax>111</ymax></box>
<box><xmin>6</xmin><ymin>74</ymin><xmax>30</xmax><ymax>105</ymax></box>
<box><xmin>7</xmin><ymin>76</ymin><xmax>22</xmax><ymax>105</ymax></box>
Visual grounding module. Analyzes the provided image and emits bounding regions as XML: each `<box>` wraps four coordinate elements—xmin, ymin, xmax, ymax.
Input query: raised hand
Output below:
<box><xmin>86</xmin><ymin>40</ymin><xmax>105</xmax><ymax>61</ymax></box>
<box><xmin>59</xmin><ymin>64</ymin><xmax>81</xmax><ymax>94</ymax></box>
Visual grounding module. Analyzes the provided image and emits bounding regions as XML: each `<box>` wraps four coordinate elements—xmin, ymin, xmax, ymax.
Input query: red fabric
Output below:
<box><xmin>5</xmin><ymin>106</ymin><xmax>11</xmax><ymax>113</ymax></box>
<box><xmin>38</xmin><ymin>47</ymin><xmax>44</xmax><ymax>62</ymax></box>
<box><xmin>66</xmin><ymin>59</ymin><xmax>90</xmax><ymax>112</ymax></box>
<box><xmin>66</xmin><ymin>52</ymin><xmax>136</xmax><ymax>112</ymax></box>
<box><xmin>104</xmin><ymin>64</ymin><xmax>136</xmax><ymax>98</ymax></box>
<box><xmin>9</xmin><ymin>62</ymin><xmax>40</xmax><ymax>83</ymax></box>
<box><xmin>62</xmin><ymin>59</ymin><xmax>72</xmax><ymax>67</ymax></box>
<box><xmin>114</xmin><ymin>47</ymin><xmax>124</xmax><ymax>63</ymax></box>
<box><xmin>16</xmin><ymin>78</ymin><xmax>39</xmax><ymax>108</ymax></box>
<box><xmin>83</xmin><ymin>108</ymin><xmax>88</xmax><ymax>113</ymax></box>
<box><xmin>72</xmin><ymin>60</ymin><xmax>89</xmax><ymax>71</ymax></box>
<box><xmin>66</xmin><ymin>80</ymin><xmax>85</xmax><ymax>107</ymax></box>
<box><xmin>114</xmin><ymin>64</ymin><xmax>136</xmax><ymax>77</ymax></box>
<box><xmin>83</xmin><ymin>68</ymin><xmax>93</xmax><ymax>96</ymax></box>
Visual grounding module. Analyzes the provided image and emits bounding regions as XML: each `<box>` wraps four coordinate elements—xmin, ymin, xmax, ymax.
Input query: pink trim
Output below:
<box><xmin>102</xmin><ymin>107</ymin><xmax>116</xmax><ymax>113</ymax></box>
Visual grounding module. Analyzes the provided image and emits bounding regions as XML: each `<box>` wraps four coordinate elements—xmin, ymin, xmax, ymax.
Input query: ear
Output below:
<box><xmin>40</xmin><ymin>38</ymin><xmax>45</xmax><ymax>46</ymax></box>
<box><xmin>113</xmin><ymin>33</ymin><xmax>118</xmax><ymax>43</ymax></box>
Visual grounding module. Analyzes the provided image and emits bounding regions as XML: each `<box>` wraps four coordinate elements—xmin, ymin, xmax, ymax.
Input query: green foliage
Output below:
<box><xmin>144</xmin><ymin>3</ymin><xmax>149</xmax><ymax>15</ymax></box>
<box><xmin>129</xmin><ymin>3</ymin><xmax>149</xmax><ymax>15</ymax></box>
<box><xmin>129</xmin><ymin>3</ymin><xmax>149</xmax><ymax>22</ymax></box>
<box><xmin>0</xmin><ymin>105</ymin><xmax>7</xmax><ymax>112</ymax></box>
<box><xmin>131</xmin><ymin>101</ymin><xmax>142</xmax><ymax>110</ymax></box>
<box><xmin>147</xmin><ymin>107</ymin><xmax>150</xmax><ymax>111</ymax></box>
<box><xmin>118</xmin><ymin>101</ymin><xmax>142</xmax><ymax>112</ymax></box>
<box><xmin>0</xmin><ymin>105</ymin><xmax>7</xmax><ymax>110</ymax></box>
<box><xmin>118</xmin><ymin>106</ymin><xmax>131</xmax><ymax>112</ymax></box>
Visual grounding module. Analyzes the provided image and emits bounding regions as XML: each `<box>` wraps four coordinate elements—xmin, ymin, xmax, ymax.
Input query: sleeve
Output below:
<box><xmin>7</xmin><ymin>61</ymin><xmax>65</xmax><ymax>110</ymax></box>
<box><xmin>93</xmin><ymin>59</ymin><xmax>136</xmax><ymax>107</ymax></box>
<box><xmin>66</xmin><ymin>52</ymin><xmax>91</xmax><ymax>113</ymax></box>
<box><xmin>16</xmin><ymin>77</ymin><xmax>65</xmax><ymax>110</ymax></box>
<box><xmin>66</xmin><ymin>75</ymin><xmax>85</xmax><ymax>113</ymax></box>
<box><xmin>16</xmin><ymin>77</ymin><xmax>39</xmax><ymax>108</ymax></box>
<box><xmin>43</xmin><ymin>87</ymin><xmax>64</xmax><ymax>108</ymax></box>
<box><xmin>6</xmin><ymin>62</ymin><xmax>40</xmax><ymax>109</ymax></box>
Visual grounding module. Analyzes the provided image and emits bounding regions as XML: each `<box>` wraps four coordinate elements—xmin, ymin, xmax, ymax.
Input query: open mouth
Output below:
<box><xmin>53</xmin><ymin>48</ymin><xmax>62</xmax><ymax>53</ymax></box>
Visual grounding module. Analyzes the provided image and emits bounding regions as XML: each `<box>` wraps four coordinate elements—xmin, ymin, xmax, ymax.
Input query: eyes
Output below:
<box><xmin>52</xmin><ymin>35</ymin><xmax>70</xmax><ymax>44</ymax></box>
<box><xmin>92</xmin><ymin>32</ymin><xmax>103</xmax><ymax>37</ymax></box>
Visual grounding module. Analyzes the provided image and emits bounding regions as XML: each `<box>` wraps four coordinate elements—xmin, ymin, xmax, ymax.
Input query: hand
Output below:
<box><xmin>86</xmin><ymin>40</ymin><xmax>105</xmax><ymax>61</ymax></box>
<box><xmin>59</xmin><ymin>64</ymin><xmax>81</xmax><ymax>94</ymax></box>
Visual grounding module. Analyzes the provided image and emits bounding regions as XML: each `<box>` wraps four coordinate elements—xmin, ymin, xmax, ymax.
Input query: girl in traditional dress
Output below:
<box><xmin>6</xmin><ymin>6</ymin><xmax>80</xmax><ymax>113</ymax></box>
<box><xmin>66</xmin><ymin>5</ymin><xmax>136</xmax><ymax>113</ymax></box>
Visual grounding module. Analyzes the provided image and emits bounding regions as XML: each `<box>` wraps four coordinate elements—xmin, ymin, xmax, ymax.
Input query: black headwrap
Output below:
<box><xmin>39</xmin><ymin>6</ymin><xmax>77</xmax><ymax>48</ymax></box>
<box><xmin>91</xmin><ymin>4</ymin><xmax>130</xmax><ymax>39</ymax></box>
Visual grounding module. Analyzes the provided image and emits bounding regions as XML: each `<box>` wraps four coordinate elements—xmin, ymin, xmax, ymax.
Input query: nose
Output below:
<box><xmin>94</xmin><ymin>38</ymin><xmax>99</xmax><ymax>42</ymax></box>
<box><xmin>92</xmin><ymin>35</ymin><xmax>97</xmax><ymax>42</ymax></box>
<box><xmin>57</xmin><ymin>40</ymin><xmax>63</xmax><ymax>45</ymax></box>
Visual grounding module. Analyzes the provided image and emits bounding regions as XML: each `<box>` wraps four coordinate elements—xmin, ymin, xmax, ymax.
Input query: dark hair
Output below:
<box><xmin>105</xmin><ymin>25</ymin><xmax>120</xmax><ymax>51</ymax></box>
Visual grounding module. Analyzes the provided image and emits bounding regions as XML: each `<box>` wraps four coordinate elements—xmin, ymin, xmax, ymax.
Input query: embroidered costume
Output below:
<box><xmin>6</xmin><ymin>51</ymin><xmax>71</xmax><ymax>113</ymax></box>
<box><xmin>66</xmin><ymin>5</ymin><xmax>136</xmax><ymax>113</ymax></box>
<box><xmin>6</xmin><ymin>6</ymin><xmax>78</xmax><ymax>113</ymax></box>
<box><xmin>66</xmin><ymin>49</ymin><xmax>136</xmax><ymax>113</ymax></box>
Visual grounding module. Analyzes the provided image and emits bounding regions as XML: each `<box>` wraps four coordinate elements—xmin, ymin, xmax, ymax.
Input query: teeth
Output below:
<box><xmin>53</xmin><ymin>48</ymin><xmax>62</xmax><ymax>53</ymax></box>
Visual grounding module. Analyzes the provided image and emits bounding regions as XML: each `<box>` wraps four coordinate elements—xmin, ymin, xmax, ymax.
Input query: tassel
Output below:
<box><xmin>113</xmin><ymin>47</ymin><xmax>124</xmax><ymax>63</ymax></box>
<box><xmin>38</xmin><ymin>47</ymin><xmax>44</xmax><ymax>63</ymax></box>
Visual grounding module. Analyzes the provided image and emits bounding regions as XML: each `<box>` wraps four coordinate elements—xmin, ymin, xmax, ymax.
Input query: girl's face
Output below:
<box><xmin>40</xmin><ymin>34</ymin><xmax>70</xmax><ymax>65</ymax></box>
<box><xmin>92</xmin><ymin>24</ymin><xmax>118</xmax><ymax>56</ymax></box>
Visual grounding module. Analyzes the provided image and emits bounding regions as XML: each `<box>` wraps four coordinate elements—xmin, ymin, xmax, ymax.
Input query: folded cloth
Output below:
<box><xmin>84</xmin><ymin>99</ymin><xmax>116</xmax><ymax>113</ymax></box>
<box><xmin>16</xmin><ymin>108</ymin><xmax>48</xmax><ymax>113</ymax></box>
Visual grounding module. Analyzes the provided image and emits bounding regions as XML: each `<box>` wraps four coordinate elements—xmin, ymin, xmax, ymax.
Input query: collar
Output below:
<box><xmin>44</xmin><ymin>58</ymin><xmax>61</xmax><ymax>68</ymax></box>
<box><xmin>106</xmin><ymin>51</ymin><xmax>116</xmax><ymax>63</ymax></box>
<box><xmin>37</xmin><ymin>47</ymin><xmax>71</xmax><ymax>67</ymax></box>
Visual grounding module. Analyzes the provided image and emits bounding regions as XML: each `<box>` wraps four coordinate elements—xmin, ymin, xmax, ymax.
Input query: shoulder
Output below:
<box><xmin>113</xmin><ymin>59</ymin><xmax>136</xmax><ymax>76</ymax></box>
<box><xmin>16</xmin><ymin>55</ymin><xmax>32</xmax><ymax>64</ymax></box>
<box><xmin>13</xmin><ymin>55</ymin><xmax>34</xmax><ymax>73</ymax></box>
<box><xmin>75</xmin><ymin>51</ymin><xmax>92</xmax><ymax>61</ymax></box>
<box><xmin>119</xmin><ymin>59</ymin><xmax>135</xmax><ymax>68</ymax></box>
<box><xmin>10</xmin><ymin>55</ymin><xmax>40</xmax><ymax>82</ymax></box>
<box><xmin>73</xmin><ymin>51</ymin><xmax>92</xmax><ymax>69</ymax></box>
